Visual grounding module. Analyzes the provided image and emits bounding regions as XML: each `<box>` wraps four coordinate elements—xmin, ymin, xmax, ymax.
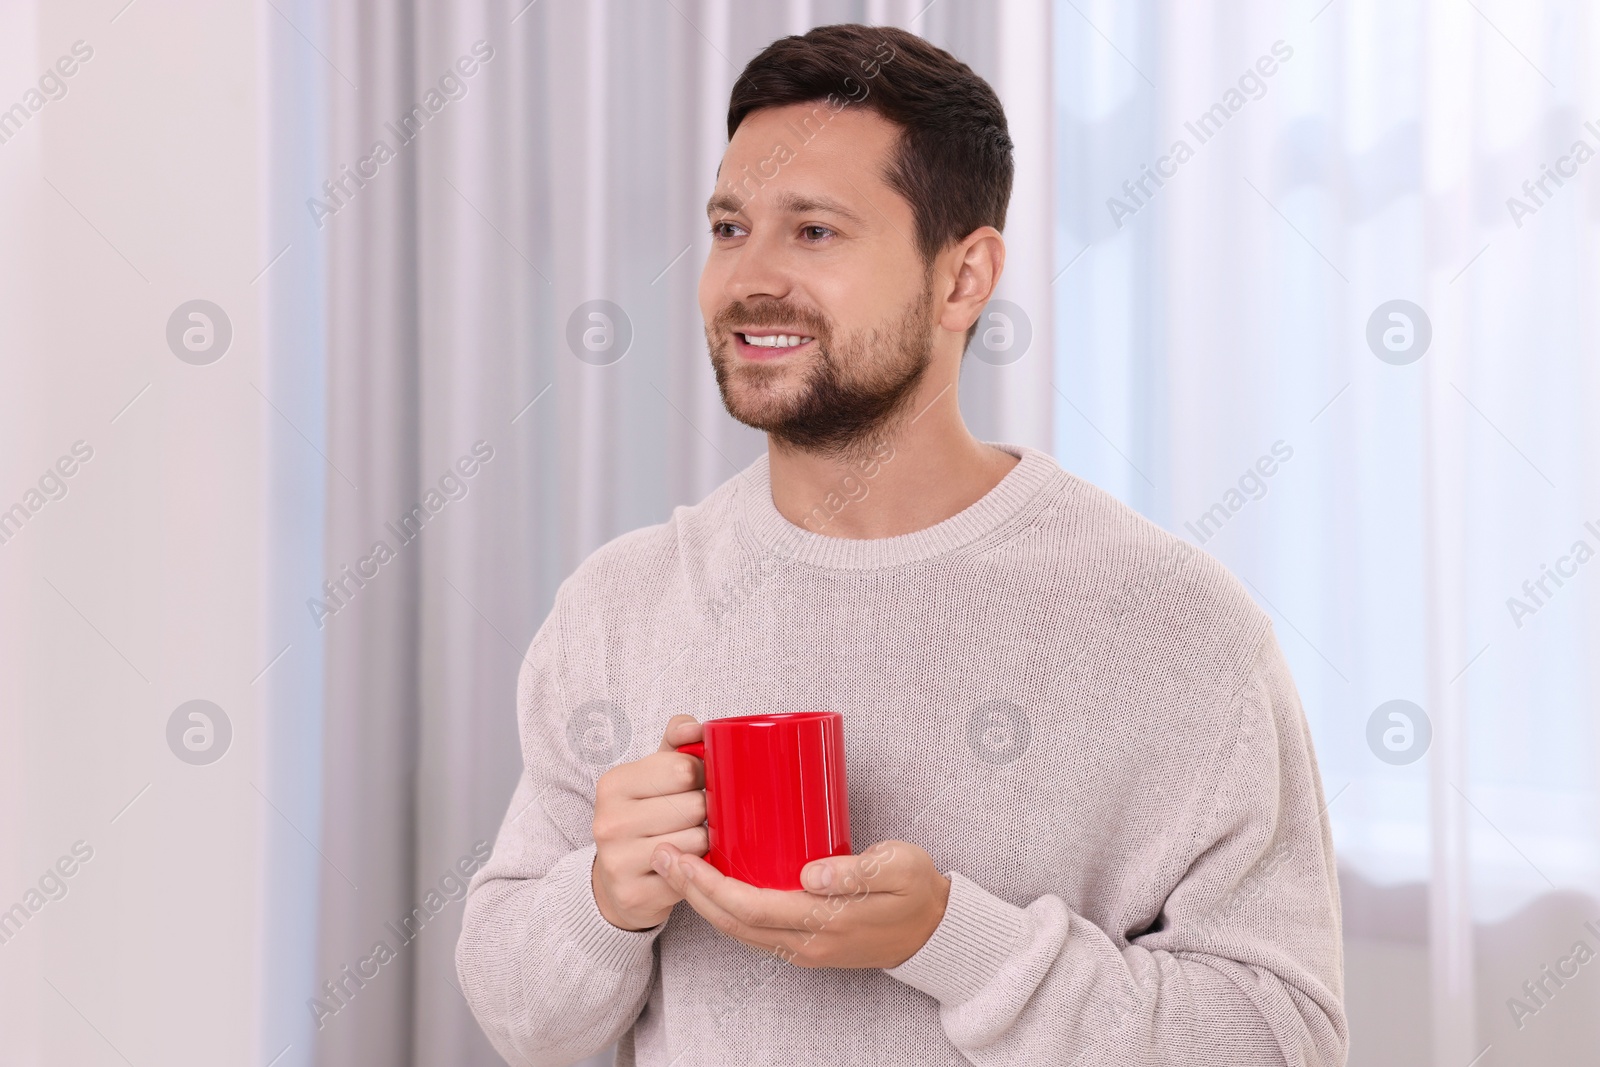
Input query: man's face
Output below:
<box><xmin>698</xmin><ymin>102</ymin><xmax>935</xmax><ymax>455</ymax></box>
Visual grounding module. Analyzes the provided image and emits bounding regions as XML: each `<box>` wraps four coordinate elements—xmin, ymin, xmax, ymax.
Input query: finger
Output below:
<box><xmin>645</xmin><ymin>824</ymin><xmax>708</xmax><ymax>858</ymax></box>
<box><xmin>658</xmin><ymin>714</ymin><xmax>703</xmax><ymax>753</ymax></box>
<box><xmin>800</xmin><ymin>840</ymin><xmax>907</xmax><ymax>896</ymax></box>
<box><xmin>652</xmin><ymin>848</ymin><xmax>805</xmax><ymax>955</ymax></box>
<box><xmin>616</xmin><ymin>791</ymin><xmax>707</xmax><ymax>838</ymax></box>
<box><xmin>600</xmin><ymin>829</ymin><xmax>708</xmax><ymax>889</ymax></box>
<box><xmin>679</xmin><ymin>884</ymin><xmax>796</xmax><ymax>959</ymax></box>
<box><xmin>656</xmin><ymin>849</ymin><xmax>815</xmax><ymax>933</ymax></box>
<box><xmin>613</xmin><ymin>750</ymin><xmax>704</xmax><ymax>800</ymax></box>
<box><xmin>649</xmin><ymin>842</ymin><xmax>691</xmax><ymax>892</ymax></box>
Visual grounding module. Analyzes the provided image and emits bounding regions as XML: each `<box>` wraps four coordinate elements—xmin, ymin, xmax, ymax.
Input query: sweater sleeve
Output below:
<box><xmin>455</xmin><ymin>601</ymin><xmax>663</xmax><ymax>1067</ymax></box>
<box><xmin>884</xmin><ymin>627</ymin><xmax>1348</xmax><ymax>1066</ymax></box>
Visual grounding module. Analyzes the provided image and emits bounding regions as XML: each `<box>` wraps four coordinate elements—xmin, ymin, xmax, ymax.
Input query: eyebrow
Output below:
<box><xmin>705</xmin><ymin>189</ymin><xmax>866</xmax><ymax>226</ymax></box>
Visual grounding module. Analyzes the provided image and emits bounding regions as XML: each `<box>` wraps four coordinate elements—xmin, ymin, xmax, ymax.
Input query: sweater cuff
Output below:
<box><xmin>884</xmin><ymin>871</ymin><xmax>1029</xmax><ymax>1005</ymax></box>
<box><xmin>544</xmin><ymin>844</ymin><xmax>665</xmax><ymax>972</ymax></box>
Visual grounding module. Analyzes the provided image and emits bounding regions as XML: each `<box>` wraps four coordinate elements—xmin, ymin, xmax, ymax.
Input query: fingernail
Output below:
<box><xmin>803</xmin><ymin>864</ymin><xmax>832</xmax><ymax>890</ymax></box>
<box><xmin>651</xmin><ymin>851</ymin><xmax>669</xmax><ymax>875</ymax></box>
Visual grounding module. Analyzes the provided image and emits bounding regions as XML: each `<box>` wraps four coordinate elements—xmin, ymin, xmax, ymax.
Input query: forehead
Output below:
<box><xmin>712</xmin><ymin>102</ymin><xmax>901</xmax><ymax>213</ymax></box>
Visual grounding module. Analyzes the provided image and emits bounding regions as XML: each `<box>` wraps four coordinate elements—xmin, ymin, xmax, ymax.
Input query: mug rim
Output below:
<box><xmin>704</xmin><ymin>710</ymin><xmax>839</xmax><ymax>728</ymax></box>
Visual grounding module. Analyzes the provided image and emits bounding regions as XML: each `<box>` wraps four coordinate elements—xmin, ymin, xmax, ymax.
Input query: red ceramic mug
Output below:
<box><xmin>677</xmin><ymin>711</ymin><xmax>852</xmax><ymax>890</ymax></box>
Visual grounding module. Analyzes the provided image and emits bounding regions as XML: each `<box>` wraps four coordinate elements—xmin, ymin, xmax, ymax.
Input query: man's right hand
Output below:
<box><xmin>591</xmin><ymin>714</ymin><xmax>709</xmax><ymax>931</ymax></box>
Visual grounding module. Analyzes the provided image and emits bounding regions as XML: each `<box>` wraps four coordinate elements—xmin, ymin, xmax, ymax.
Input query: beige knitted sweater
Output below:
<box><xmin>456</xmin><ymin>443</ymin><xmax>1347</xmax><ymax>1066</ymax></box>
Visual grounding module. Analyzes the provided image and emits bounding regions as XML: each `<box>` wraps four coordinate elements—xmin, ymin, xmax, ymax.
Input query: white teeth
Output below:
<box><xmin>741</xmin><ymin>333</ymin><xmax>813</xmax><ymax>348</ymax></box>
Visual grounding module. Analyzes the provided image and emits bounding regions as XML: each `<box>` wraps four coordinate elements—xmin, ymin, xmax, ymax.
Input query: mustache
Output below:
<box><xmin>711</xmin><ymin>300</ymin><xmax>831</xmax><ymax>339</ymax></box>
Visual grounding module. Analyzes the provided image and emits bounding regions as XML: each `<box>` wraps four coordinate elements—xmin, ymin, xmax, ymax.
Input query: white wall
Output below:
<box><xmin>0</xmin><ymin>1</ymin><xmax>270</xmax><ymax>1062</ymax></box>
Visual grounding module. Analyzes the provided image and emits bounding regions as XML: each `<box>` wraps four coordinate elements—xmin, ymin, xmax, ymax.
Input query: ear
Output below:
<box><xmin>936</xmin><ymin>226</ymin><xmax>1005</xmax><ymax>337</ymax></box>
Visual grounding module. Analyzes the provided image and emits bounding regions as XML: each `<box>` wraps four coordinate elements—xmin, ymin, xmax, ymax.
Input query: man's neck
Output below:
<box><xmin>766</xmin><ymin>374</ymin><xmax>1020</xmax><ymax>540</ymax></box>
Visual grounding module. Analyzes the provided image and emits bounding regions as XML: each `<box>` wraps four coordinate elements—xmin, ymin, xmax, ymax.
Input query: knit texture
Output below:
<box><xmin>457</xmin><ymin>444</ymin><xmax>1348</xmax><ymax>1066</ymax></box>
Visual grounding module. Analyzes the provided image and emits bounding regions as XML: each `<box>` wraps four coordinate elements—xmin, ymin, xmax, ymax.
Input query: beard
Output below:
<box><xmin>706</xmin><ymin>280</ymin><xmax>936</xmax><ymax>459</ymax></box>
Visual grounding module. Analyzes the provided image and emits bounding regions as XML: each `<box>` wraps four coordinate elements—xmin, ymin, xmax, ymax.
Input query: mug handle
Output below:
<box><xmin>676</xmin><ymin>741</ymin><xmax>705</xmax><ymax>759</ymax></box>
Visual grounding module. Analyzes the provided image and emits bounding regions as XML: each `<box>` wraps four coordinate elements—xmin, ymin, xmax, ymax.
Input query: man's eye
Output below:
<box><xmin>800</xmin><ymin>225</ymin><xmax>834</xmax><ymax>241</ymax></box>
<box><xmin>710</xmin><ymin>221</ymin><xmax>745</xmax><ymax>239</ymax></box>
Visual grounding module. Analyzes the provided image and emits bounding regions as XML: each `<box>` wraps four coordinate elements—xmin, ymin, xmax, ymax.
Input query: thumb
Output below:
<box><xmin>658</xmin><ymin>713</ymin><xmax>702</xmax><ymax>753</ymax></box>
<box><xmin>801</xmin><ymin>841</ymin><xmax>904</xmax><ymax>896</ymax></box>
<box><xmin>800</xmin><ymin>854</ymin><xmax>873</xmax><ymax>896</ymax></box>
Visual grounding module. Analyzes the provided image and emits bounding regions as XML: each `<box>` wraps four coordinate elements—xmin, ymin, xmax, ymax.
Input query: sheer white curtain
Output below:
<box><xmin>1054</xmin><ymin>1</ymin><xmax>1600</xmax><ymax>1065</ymax></box>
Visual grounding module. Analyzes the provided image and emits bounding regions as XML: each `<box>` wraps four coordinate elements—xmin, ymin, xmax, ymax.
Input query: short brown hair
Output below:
<box><xmin>728</xmin><ymin>24</ymin><xmax>1013</xmax><ymax>267</ymax></box>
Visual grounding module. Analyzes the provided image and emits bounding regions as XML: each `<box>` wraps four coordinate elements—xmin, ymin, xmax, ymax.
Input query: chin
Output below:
<box><xmin>716</xmin><ymin>360</ymin><xmax>804</xmax><ymax>422</ymax></box>
<box><xmin>722</xmin><ymin>387</ymin><xmax>804</xmax><ymax>432</ymax></box>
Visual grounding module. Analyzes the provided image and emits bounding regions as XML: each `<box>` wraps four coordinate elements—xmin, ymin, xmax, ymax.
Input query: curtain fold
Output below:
<box><xmin>318</xmin><ymin>2</ymin><xmax>424</xmax><ymax>1064</ymax></box>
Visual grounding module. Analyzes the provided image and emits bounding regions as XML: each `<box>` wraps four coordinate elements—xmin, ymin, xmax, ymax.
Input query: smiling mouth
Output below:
<box><xmin>733</xmin><ymin>331</ymin><xmax>816</xmax><ymax>360</ymax></box>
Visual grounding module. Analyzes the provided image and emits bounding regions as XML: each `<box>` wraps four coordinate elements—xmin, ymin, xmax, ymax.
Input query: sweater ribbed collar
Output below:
<box><xmin>734</xmin><ymin>442</ymin><xmax>1062</xmax><ymax>571</ymax></box>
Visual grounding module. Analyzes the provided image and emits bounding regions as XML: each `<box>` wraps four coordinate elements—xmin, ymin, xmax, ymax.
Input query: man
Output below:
<box><xmin>458</xmin><ymin>23</ymin><xmax>1346</xmax><ymax>1067</ymax></box>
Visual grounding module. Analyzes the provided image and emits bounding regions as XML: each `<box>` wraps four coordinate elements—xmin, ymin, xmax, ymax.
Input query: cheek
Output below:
<box><xmin>819</xmin><ymin>253</ymin><xmax>918</xmax><ymax>333</ymax></box>
<box><xmin>809</xmin><ymin>293</ymin><xmax>877</xmax><ymax>347</ymax></box>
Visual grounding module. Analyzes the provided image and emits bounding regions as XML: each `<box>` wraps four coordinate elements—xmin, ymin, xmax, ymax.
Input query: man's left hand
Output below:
<box><xmin>651</xmin><ymin>839</ymin><xmax>951</xmax><ymax>969</ymax></box>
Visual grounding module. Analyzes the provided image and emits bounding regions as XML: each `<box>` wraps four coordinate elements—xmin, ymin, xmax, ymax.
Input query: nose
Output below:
<box><xmin>722</xmin><ymin>225</ymin><xmax>793</xmax><ymax>305</ymax></box>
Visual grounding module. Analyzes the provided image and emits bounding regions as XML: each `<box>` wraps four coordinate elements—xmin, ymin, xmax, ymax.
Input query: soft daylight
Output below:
<box><xmin>2</xmin><ymin>3</ymin><xmax>1597</xmax><ymax>1066</ymax></box>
